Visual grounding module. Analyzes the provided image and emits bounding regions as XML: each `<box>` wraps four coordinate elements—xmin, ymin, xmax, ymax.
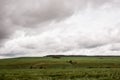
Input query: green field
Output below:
<box><xmin>0</xmin><ymin>56</ymin><xmax>120</xmax><ymax>80</ymax></box>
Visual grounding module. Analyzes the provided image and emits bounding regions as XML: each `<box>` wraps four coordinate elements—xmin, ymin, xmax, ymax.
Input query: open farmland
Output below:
<box><xmin>0</xmin><ymin>56</ymin><xmax>120</xmax><ymax>80</ymax></box>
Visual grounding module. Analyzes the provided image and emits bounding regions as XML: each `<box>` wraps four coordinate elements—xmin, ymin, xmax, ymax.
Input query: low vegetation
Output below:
<box><xmin>0</xmin><ymin>56</ymin><xmax>120</xmax><ymax>80</ymax></box>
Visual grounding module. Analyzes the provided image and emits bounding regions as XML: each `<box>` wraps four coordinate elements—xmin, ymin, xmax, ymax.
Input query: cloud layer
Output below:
<box><xmin>0</xmin><ymin>0</ymin><xmax>120</xmax><ymax>58</ymax></box>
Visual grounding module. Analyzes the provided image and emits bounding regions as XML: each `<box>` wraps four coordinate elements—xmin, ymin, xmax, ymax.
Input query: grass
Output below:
<box><xmin>0</xmin><ymin>56</ymin><xmax>120</xmax><ymax>80</ymax></box>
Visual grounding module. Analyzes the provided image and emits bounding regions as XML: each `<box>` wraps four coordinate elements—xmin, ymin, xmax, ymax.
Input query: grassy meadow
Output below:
<box><xmin>0</xmin><ymin>56</ymin><xmax>120</xmax><ymax>80</ymax></box>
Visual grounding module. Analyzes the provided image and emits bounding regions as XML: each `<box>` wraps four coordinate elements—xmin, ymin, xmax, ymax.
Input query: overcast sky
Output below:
<box><xmin>0</xmin><ymin>0</ymin><xmax>120</xmax><ymax>58</ymax></box>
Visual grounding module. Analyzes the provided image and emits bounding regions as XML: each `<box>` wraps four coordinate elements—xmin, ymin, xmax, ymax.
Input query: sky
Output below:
<box><xmin>0</xmin><ymin>0</ymin><xmax>120</xmax><ymax>58</ymax></box>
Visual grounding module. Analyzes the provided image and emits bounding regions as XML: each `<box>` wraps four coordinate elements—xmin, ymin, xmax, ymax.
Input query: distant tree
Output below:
<box><xmin>52</xmin><ymin>55</ymin><xmax>61</xmax><ymax>59</ymax></box>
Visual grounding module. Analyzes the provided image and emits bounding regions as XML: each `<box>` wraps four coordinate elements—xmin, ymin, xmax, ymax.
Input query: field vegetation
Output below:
<box><xmin>0</xmin><ymin>56</ymin><xmax>120</xmax><ymax>80</ymax></box>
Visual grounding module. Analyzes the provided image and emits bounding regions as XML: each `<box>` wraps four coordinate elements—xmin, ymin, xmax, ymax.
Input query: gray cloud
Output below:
<box><xmin>0</xmin><ymin>0</ymin><xmax>120</xmax><ymax>58</ymax></box>
<box><xmin>4</xmin><ymin>0</ymin><xmax>75</xmax><ymax>26</ymax></box>
<box><xmin>110</xmin><ymin>43</ymin><xmax>120</xmax><ymax>51</ymax></box>
<box><xmin>0</xmin><ymin>0</ymin><xmax>116</xmax><ymax>41</ymax></box>
<box><xmin>0</xmin><ymin>0</ymin><xmax>78</xmax><ymax>42</ymax></box>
